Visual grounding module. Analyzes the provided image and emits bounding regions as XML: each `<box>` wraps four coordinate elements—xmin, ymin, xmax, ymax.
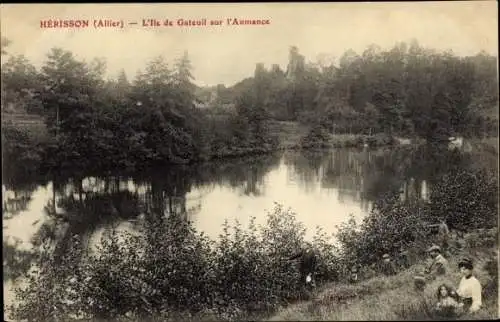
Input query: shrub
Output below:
<box><xmin>9</xmin><ymin>203</ymin><xmax>340</xmax><ymax>321</ymax></box>
<box><xmin>335</xmin><ymin>166</ymin><xmax>498</xmax><ymax>275</ymax></box>
<box><xmin>335</xmin><ymin>192</ymin><xmax>429</xmax><ymax>270</ymax></box>
<box><xmin>300</xmin><ymin>123</ymin><xmax>331</xmax><ymax>149</ymax></box>
<box><xmin>9</xmin><ymin>166</ymin><xmax>497</xmax><ymax>321</ymax></box>
<box><xmin>429</xmin><ymin>168</ymin><xmax>498</xmax><ymax>231</ymax></box>
<box><xmin>356</xmin><ymin>133</ymin><xmax>397</xmax><ymax>147</ymax></box>
<box><xmin>1</xmin><ymin>122</ymin><xmax>45</xmax><ymax>179</ymax></box>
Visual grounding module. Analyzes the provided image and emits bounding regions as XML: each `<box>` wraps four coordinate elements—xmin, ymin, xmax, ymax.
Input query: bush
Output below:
<box><xmin>335</xmin><ymin>166</ymin><xmax>498</xmax><ymax>275</ymax></box>
<box><xmin>300</xmin><ymin>124</ymin><xmax>331</xmax><ymax>149</ymax></box>
<box><xmin>1</xmin><ymin>122</ymin><xmax>45</xmax><ymax>178</ymax></box>
<box><xmin>356</xmin><ymin>133</ymin><xmax>397</xmax><ymax>147</ymax></box>
<box><xmin>9</xmin><ymin>203</ymin><xmax>340</xmax><ymax>321</ymax></box>
<box><xmin>335</xmin><ymin>192</ymin><xmax>429</xmax><ymax>271</ymax></box>
<box><xmin>429</xmin><ymin>169</ymin><xmax>498</xmax><ymax>231</ymax></box>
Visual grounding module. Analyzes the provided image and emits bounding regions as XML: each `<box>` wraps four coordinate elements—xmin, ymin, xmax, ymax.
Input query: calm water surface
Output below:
<box><xmin>3</xmin><ymin>145</ymin><xmax>483</xmax><ymax>311</ymax></box>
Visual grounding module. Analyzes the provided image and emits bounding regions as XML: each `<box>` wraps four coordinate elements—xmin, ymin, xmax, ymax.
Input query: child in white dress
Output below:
<box><xmin>435</xmin><ymin>284</ymin><xmax>464</xmax><ymax>317</ymax></box>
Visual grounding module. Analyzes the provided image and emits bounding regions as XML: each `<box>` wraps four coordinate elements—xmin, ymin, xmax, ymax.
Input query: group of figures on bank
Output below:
<box><xmin>288</xmin><ymin>220</ymin><xmax>484</xmax><ymax>318</ymax></box>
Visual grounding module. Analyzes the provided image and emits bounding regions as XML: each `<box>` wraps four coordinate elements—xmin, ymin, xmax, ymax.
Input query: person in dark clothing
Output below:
<box><xmin>428</xmin><ymin>219</ymin><xmax>451</xmax><ymax>255</ymax></box>
<box><xmin>349</xmin><ymin>265</ymin><xmax>360</xmax><ymax>283</ymax></box>
<box><xmin>288</xmin><ymin>245</ymin><xmax>318</xmax><ymax>288</ymax></box>
<box><xmin>380</xmin><ymin>253</ymin><xmax>397</xmax><ymax>276</ymax></box>
<box><xmin>425</xmin><ymin>245</ymin><xmax>449</xmax><ymax>277</ymax></box>
<box><xmin>397</xmin><ymin>246</ymin><xmax>410</xmax><ymax>269</ymax></box>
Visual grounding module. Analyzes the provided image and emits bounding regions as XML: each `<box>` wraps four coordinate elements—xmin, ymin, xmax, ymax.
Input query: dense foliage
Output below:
<box><xmin>1</xmin><ymin>43</ymin><xmax>279</xmax><ymax>174</ymax></box>
<box><xmin>1</xmin><ymin>122</ymin><xmax>46</xmax><ymax>182</ymax></box>
<box><xmin>2</xmin><ymin>38</ymin><xmax>498</xmax><ymax>176</ymax></box>
<box><xmin>335</xmin><ymin>165</ymin><xmax>498</xmax><ymax>271</ymax></box>
<box><xmin>8</xmin><ymin>204</ymin><xmax>339</xmax><ymax>321</ymax></box>
<box><xmin>221</xmin><ymin>42</ymin><xmax>498</xmax><ymax>140</ymax></box>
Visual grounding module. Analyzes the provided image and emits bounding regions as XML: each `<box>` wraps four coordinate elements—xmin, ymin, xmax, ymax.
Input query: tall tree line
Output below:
<box><xmin>1</xmin><ymin>38</ymin><xmax>498</xmax><ymax>174</ymax></box>
<box><xmin>1</xmin><ymin>39</ymin><xmax>278</xmax><ymax>174</ymax></box>
<box><xmin>237</xmin><ymin>41</ymin><xmax>498</xmax><ymax>140</ymax></box>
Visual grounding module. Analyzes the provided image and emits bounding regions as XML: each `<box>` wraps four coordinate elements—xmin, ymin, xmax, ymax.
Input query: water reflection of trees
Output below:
<box><xmin>283</xmin><ymin>150</ymin><xmax>324</xmax><ymax>193</ymax></box>
<box><xmin>3</xmin><ymin>237</ymin><xmax>37</xmax><ymax>281</ymax></box>
<box><xmin>4</xmin><ymin>146</ymin><xmax>477</xmax><ymax>280</ymax></box>
<box><xmin>2</xmin><ymin>179</ymin><xmax>48</xmax><ymax>280</ymax></box>
<box><xmin>284</xmin><ymin>145</ymin><xmax>477</xmax><ymax>208</ymax></box>
<box><xmin>191</xmin><ymin>153</ymin><xmax>282</xmax><ymax>197</ymax></box>
<box><xmin>2</xmin><ymin>179</ymin><xmax>46</xmax><ymax>220</ymax></box>
<box><xmin>3</xmin><ymin>153</ymin><xmax>282</xmax><ymax>271</ymax></box>
<box><xmin>2</xmin><ymin>160</ymin><xmax>50</xmax><ymax>215</ymax></box>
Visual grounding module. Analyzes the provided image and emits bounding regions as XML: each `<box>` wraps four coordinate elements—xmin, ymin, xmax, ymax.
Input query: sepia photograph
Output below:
<box><xmin>1</xmin><ymin>2</ymin><xmax>499</xmax><ymax>321</ymax></box>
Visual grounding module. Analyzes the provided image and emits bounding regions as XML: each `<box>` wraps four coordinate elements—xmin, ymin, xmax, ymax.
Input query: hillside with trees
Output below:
<box><xmin>1</xmin><ymin>37</ymin><xmax>498</xmax><ymax>177</ymax></box>
<box><xmin>214</xmin><ymin>43</ymin><xmax>498</xmax><ymax>141</ymax></box>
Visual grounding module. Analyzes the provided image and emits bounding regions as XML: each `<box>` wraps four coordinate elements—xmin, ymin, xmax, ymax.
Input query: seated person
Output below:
<box><xmin>456</xmin><ymin>258</ymin><xmax>482</xmax><ymax>314</ymax></box>
<box><xmin>380</xmin><ymin>253</ymin><xmax>397</xmax><ymax>276</ymax></box>
<box><xmin>435</xmin><ymin>284</ymin><xmax>464</xmax><ymax>317</ymax></box>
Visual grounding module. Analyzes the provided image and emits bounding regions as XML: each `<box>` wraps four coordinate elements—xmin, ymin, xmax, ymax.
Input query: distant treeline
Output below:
<box><xmin>216</xmin><ymin>42</ymin><xmax>497</xmax><ymax>139</ymax></box>
<box><xmin>1</xmin><ymin>38</ymin><xmax>498</xmax><ymax>174</ymax></box>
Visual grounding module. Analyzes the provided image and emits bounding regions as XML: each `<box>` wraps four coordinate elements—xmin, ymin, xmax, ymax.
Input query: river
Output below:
<box><xmin>2</xmin><ymin>144</ymin><xmax>490</xmax><ymax>313</ymax></box>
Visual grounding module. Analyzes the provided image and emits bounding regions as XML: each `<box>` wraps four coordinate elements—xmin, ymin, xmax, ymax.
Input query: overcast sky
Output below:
<box><xmin>1</xmin><ymin>2</ymin><xmax>498</xmax><ymax>87</ymax></box>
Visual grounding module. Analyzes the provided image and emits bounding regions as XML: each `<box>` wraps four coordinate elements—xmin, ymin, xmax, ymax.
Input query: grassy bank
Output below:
<box><xmin>268</xmin><ymin>120</ymin><xmax>416</xmax><ymax>150</ymax></box>
<box><xmin>268</xmin><ymin>234</ymin><xmax>498</xmax><ymax>321</ymax></box>
<box><xmin>1</xmin><ymin>112</ymin><xmax>49</xmax><ymax>140</ymax></box>
<box><xmin>463</xmin><ymin>137</ymin><xmax>499</xmax><ymax>175</ymax></box>
<box><xmin>295</xmin><ymin>122</ymin><xmax>426</xmax><ymax>150</ymax></box>
<box><xmin>266</xmin><ymin>120</ymin><xmax>310</xmax><ymax>149</ymax></box>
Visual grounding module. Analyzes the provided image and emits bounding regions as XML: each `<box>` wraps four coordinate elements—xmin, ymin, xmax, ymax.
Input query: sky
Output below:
<box><xmin>1</xmin><ymin>2</ymin><xmax>498</xmax><ymax>87</ymax></box>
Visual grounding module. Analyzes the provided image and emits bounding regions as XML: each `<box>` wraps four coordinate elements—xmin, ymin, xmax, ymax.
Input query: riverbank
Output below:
<box><xmin>268</xmin><ymin>230</ymin><xmax>498</xmax><ymax>321</ymax></box>
<box><xmin>268</xmin><ymin>120</ymin><xmax>424</xmax><ymax>150</ymax></box>
<box><xmin>2</xmin><ymin>118</ymin><xmax>424</xmax><ymax>179</ymax></box>
<box><xmin>1</xmin><ymin>112</ymin><xmax>49</xmax><ymax>141</ymax></box>
<box><xmin>3</xmin><ymin>115</ymin><xmax>489</xmax><ymax>173</ymax></box>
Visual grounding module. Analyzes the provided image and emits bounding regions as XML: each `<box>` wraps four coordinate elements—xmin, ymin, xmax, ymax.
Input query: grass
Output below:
<box><xmin>266</xmin><ymin>121</ymin><xmax>398</xmax><ymax>150</ymax></box>
<box><xmin>327</xmin><ymin>133</ymin><xmax>363</xmax><ymax>148</ymax></box>
<box><xmin>470</xmin><ymin>137</ymin><xmax>499</xmax><ymax>154</ymax></box>
<box><xmin>267</xmin><ymin>120</ymin><xmax>310</xmax><ymax>149</ymax></box>
<box><xmin>468</xmin><ymin>137</ymin><xmax>499</xmax><ymax>174</ymax></box>
<box><xmin>1</xmin><ymin>112</ymin><xmax>49</xmax><ymax>141</ymax></box>
<box><xmin>267</xmin><ymin>242</ymin><xmax>498</xmax><ymax>321</ymax></box>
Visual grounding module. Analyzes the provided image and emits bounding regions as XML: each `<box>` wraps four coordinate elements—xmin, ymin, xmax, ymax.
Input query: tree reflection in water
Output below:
<box><xmin>2</xmin><ymin>152</ymin><xmax>282</xmax><ymax>280</ymax></box>
<box><xmin>283</xmin><ymin>145</ymin><xmax>479</xmax><ymax>210</ymax></box>
<box><xmin>1</xmin><ymin>145</ymin><xmax>485</xmax><ymax>286</ymax></box>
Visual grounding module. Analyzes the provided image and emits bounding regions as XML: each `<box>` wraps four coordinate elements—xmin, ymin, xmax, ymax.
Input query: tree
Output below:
<box><xmin>253</xmin><ymin>62</ymin><xmax>272</xmax><ymax>109</ymax></box>
<box><xmin>128</xmin><ymin>55</ymin><xmax>200</xmax><ymax>164</ymax></box>
<box><xmin>1</xmin><ymin>54</ymin><xmax>42</xmax><ymax>113</ymax></box>
<box><xmin>284</xmin><ymin>46</ymin><xmax>322</xmax><ymax>121</ymax></box>
<box><xmin>110</xmin><ymin>69</ymin><xmax>131</xmax><ymax>103</ymax></box>
<box><xmin>173</xmin><ymin>51</ymin><xmax>197</xmax><ymax>109</ymax></box>
<box><xmin>446</xmin><ymin>58</ymin><xmax>475</xmax><ymax>137</ymax></box>
<box><xmin>174</xmin><ymin>51</ymin><xmax>194</xmax><ymax>86</ymax></box>
<box><xmin>37</xmin><ymin>48</ymin><xmax>97</xmax><ymax>134</ymax></box>
<box><xmin>265</xmin><ymin>64</ymin><xmax>288</xmax><ymax>120</ymax></box>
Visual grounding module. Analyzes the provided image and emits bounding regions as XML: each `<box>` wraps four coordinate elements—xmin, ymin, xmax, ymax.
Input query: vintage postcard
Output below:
<box><xmin>2</xmin><ymin>2</ymin><xmax>498</xmax><ymax>321</ymax></box>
